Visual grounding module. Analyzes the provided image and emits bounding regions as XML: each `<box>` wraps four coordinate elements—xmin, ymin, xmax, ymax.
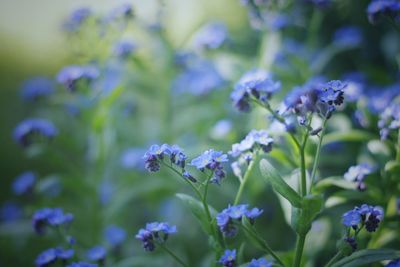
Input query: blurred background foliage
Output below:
<box><xmin>0</xmin><ymin>0</ymin><xmax>399</xmax><ymax>266</ymax></box>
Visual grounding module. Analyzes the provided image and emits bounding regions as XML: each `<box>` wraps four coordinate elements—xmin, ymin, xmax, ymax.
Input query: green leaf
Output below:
<box><xmin>323</xmin><ymin>130</ymin><xmax>375</xmax><ymax>145</ymax></box>
<box><xmin>176</xmin><ymin>193</ymin><xmax>216</xmax><ymax>235</ymax></box>
<box><xmin>331</xmin><ymin>249</ymin><xmax>400</xmax><ymax>267</ymax></box>
<box><xmin>313</xmin><ymin>177</ymin><xmax>355</xmax><ymax>193</ymax></box>
<box><xmin>259</xmin><ymin>159</ymin><xmax>302</xmax><ymax>208</ymax></box>
<box><xmin>385</xmin><ymin>160</ymin><xmax>400</xmax><ymax>176</ymax></box>
<box><xmin>291</xmin><ymin>195</ymin><xmax>323</xmax><ymax>235</ymax></box>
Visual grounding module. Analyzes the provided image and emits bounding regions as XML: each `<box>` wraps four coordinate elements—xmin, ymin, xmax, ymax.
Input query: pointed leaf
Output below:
<box><xmin>331</xmin><ymin>249</ymin><xmax>400</xmax><ymax>267</ymax></box>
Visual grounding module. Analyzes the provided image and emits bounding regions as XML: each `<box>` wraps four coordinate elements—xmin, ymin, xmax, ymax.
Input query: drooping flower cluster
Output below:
<box><xmin>21</xmin><ymin>77</ymin><xmax>54</xmax><ymax>101</ymax></box>
<box><xmin>12</xmin><ymin>171</ymin><xmax>36</xmax><ymax>195</ymax></box>
<box><xmin>13</xmin><ymin>118</ymin><xmax>58</xmax><ymax>147</ymax></box>
<box><xmin>378</xmin><ymin>99</ymin><xmax>400</xmax><ymax>140</ymax></box>
<box><xmin>216</xmin><ymin>204</ymin><xmax>263</xmax><ymax>237</ymax></box>
<box><xmin>32</xmin><ymin>208</ymin><xmax>74</xmax><ymax>235</ymax></box>
<box><xmin>342</xmin><ymin>204</ymin><xmax>384</xmax><ymax>232</ymax></box>
<box><xmin>135</xmin><ymin>222</ymin><xmax>177</xmax><ymax>252</ymax></box>
<box><xmin>218</xmin><ymin>249</ymin><xmax>236</xmax><ymax>267</ymax></box>
<box><xmin>344</xmin><ymin>163</ymin><xmax>373</xmax><ymax>191</ymax></box>
<box><xmin>231</xmin><ymin>69</ymin><xmax>281</xmax><ymax>112</ymax></box>
<box><xmin>35</xmin><ymin>247</ymin><xmax>74</xmax><ymax>267</ymax></box>
<box><xmin>367</xmin><ymin>0</ymin><xmax>400</xmax><ymax>24</ymax></box>
<box><xmin>248</xmin><ymin>258</ymin><xmax>273</xmax><ymax>267</ymax></box>
<box><xmin>56</xmin><ymin>65</ymin><xmax>99</xmax><ymax>91</ymax></box>
<box><xmin>191</xmin><ymin>149</ymin><xmax>228</xmax><ymax>184</ymax></box>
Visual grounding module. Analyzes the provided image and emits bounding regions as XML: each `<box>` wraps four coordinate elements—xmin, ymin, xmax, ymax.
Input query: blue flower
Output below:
<box><xmin>113</xmin><ymin>40</ymin><xmax>137</xmax><ymax>58</ymax></box>
<box><xmin>191</xmin><ymin>149</ymin><xmax>228</xmax><ymax>184</ymax></box>
<box><xmin>378</xmin><ymin>99</ymin><xmax>400</xmax><ymax>140</ymax></box>
<box><xmin>56</xmin><ymin>248</ymin><xmax>74</xmax><ymax>260</ymax></box>
<box><xmin>110</xmin><ymin>3</ymin><xmax>134</xmax><ymax>20</ymax></box>
<box><xmin>218</xmin><ymin>249</ymin><xmax>236</xmax><ymax>267</ymax></box>
<box><xmin>46</xmin><ymin>208</ymin><xmax>74</xmax><ymax>227</ymax></box>
<box><xmin>248</xmin><ymin>258</ymin><xmax>273</xmax><ymax>267</ymax></box>
<box><xmin>230</xmin><ymin>130</ymin><xmax>273</xmax><ymax>158</ymax></box>
<box><xmin>63</xmin><ymin>7</ymin><xmax>92</xmax><ymax>32</ymax></box>
<box><xmin>143</xmin><ymin>144</ymin><xmax>188</xmax><ymax>173</ymax></box>
<box><xmin>35</xmin><ymin>248</ymin><xmax>57</xmax><ymax>267</ymax></box>
<box><xmin>342</xmin><ymin>204</ymin><xmax>384</xmax><ymax>232</ymax></box>
<box><xmin>193</xmin><ymin>22</ymin><xmax>228</xmax><ymax>49</ymax></box>
<box><xmin>104</xmin><ymin>225</ymin><xmax>126</xmax><ymax>246</ymax></box>
<box><xmin>344</xmin><ymin>163</ymin><xmax>373</xmax><ymax>191</ymax></box>
<box><xmin>333</xmin><ymin>26</ymin><xmax>362</xmax><ymax>47</ymax></box>
<box><xmin>32</xmin><ymin>208</ymin><xmax>74</xmax><ymax>235</ymax></box>
<box><xmin>13</xmin><ymin>118</ymin><xmax>58</xmax><ymax>147</ymax></box>
<box><xmin>12</xmin><ymin>171</ymin><xmax>36</xmax><ymax>195</ymax></box>
<box><xmin>210</xmin><ymin>120</ymin><xmax>232</xmax><ymax>140</ymax></box>
<box><xmin>135</xmin><ymin>222</ymin><xmax>177</xmax><ymax>252</ymax></box>
<box><xmin>342</xmin><ymin>209</ymin><xmax>361</xmax><ymax>228</ymax></box>
<box><xmin>67</xmin><ymin>262</ymin><xmax>98</xmax><ymax>267</ymax></box>
<box><xmin>231</xmin><ymin>69</ymin><xmax>281</xmax><ymax>112</ymax></box>
<box><xmin>0</xmin><ymin>202</ymin><xmax>22</xmax><ymax>222</ymax></box>
<box><xmin>21</xmin><ymin>77</ymin><xmax>54</xmax><ymax>101</ymax></box>
<box><xmin>386</xmin><ymin>258</ymin><xmax>400</xmax><ymax>267</ymax></box>
<box><xmin>344</xmin><ymin>237</ymin><xmax>357</xmax><ymax>252</ymax></box>
<box><xmin>86</xmin><ymin>246</ymin><xmax>106</xmax><ymax>262</ymax></box>
<box><xmin>367</xmin><ymin>0</ymin><xmax>400</xmax><ymax>23</ymax></box>
<box><xmin>121</xmin><ymin>148</ymin><xmax>146</xmax><ymax>170</ymax></box>
<box><xmin>56</xmin><ymin>65</ymin><xmax>99</xmax><ymax>91</ymax></box>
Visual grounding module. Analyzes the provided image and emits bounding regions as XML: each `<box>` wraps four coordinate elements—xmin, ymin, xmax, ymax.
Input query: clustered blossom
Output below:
<box><xmin>135</xmin><ymin>222</ymin><xmax>177</xmax><ymax>252</ymax></box>
<box><xmin>21</xmin><ymin>77</ymin><xmax>54</xmax><ymax>101</ymax></box>
<box><xmin>193</xmin><ymin>21</ymin><xmax>228</xmax><ymax>49</ymax></box>
<box><xmin>35</xmin><ymin>247</ymin><xmax>74</xmax><ymax>267</ymax></box>
<box><xmin>231</xmin><ymin>69</ymin><xmax>281</xmax><ymax>112</ymax></box>
<box><xmin>344</xmin><ymin>163</ymin><xmax>373</xmax><ymax>191</ymax></box>
<box><xmin>191</xmin><ymin>149</ymin><xmax>228</xmax><ymax>184</ymax></box>
<box><xmin>248</xmin><ymin>258</ymin><xmax>273</xmax><ymax>267</ymax></box>
<box><xmin>342</xmin><ymin>204</ymin><xmax>384</xmax><ymax>232</ymax></box>
<box><xmin>56</xmin><ymin>65</ymin><xmax>99</xmax><ymax>91</ymax></box>
<box><xmin>32</xmin><ymin>208</ymin><xmax>74</xmax><ymax>235</ymax></box>
<box><xmin>216</xmin><ymin>204</ymin><xmax>263</xmax><ymax>237</ymax></box>
<box><xmin>284</xmin><ymin>79</ymin><xmax>346</xmax><ymax>123</ymax></box>
<box><xmin>113</xmin><ymin>40</ymin><xmax>137</xmax><ymax>58</ymax></box>
<box><xmin>13</xmin><ymin>118</ymin><xmax>58</xmax><ymax>147</ymax></box>
<box><xmin>378</xmin><ymin>99</ymin><xmax>400</xmax><ymax>140</ymax></box>
<box><xmin>86</xmin><ymin>246</ymin><xmax>106</xmax><ymax>263</ymax></box>
<box><xmin>230</xmin><ymin>129</ymin><xmax>274</xmax><ymax>158</ymax></box>
<box><xmin>367</xmin><ymin>0</ymin><xmax>400</xmax><ymax>24</ymax></box>
<box><xmin>12</xmin><ymin>171</ymin><xmax>36</xmax><ymax>195</ymax></box>
<box><xmin>218</xmin><ymin>249</ymin><xmax>236</xmax><ymax>267</ymax></box>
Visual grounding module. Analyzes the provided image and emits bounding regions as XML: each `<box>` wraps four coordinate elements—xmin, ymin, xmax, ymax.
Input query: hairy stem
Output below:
<box><xmin>310</xmin><ymin>119</ymin><xmax>328</xmax><ymax>185</ymax></box>
<box><xmin>234</xmin><ymin>154</ymin><xmax>258</xmax><ymax>205</ymax></box>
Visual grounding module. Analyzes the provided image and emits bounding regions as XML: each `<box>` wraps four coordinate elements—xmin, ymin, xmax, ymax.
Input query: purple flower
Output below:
<box><xmin>56</xmin><ymin>65</ymin><xmax>99</xmax><ymax>91</ymax></box>
<box><xmin>56</xmin><ymin>248</ymin><xmax>74</xmax><ymax>260</ymax></box>
<box><xmin>231</xmin><ymin>69</ymin><xmax>281</xmax><ymax>112</ymax></box>
<box><xmin>68</xmin><ymin>262</ymin><xmax>98</xmax><ymax>267</ymax></box>
<box><xmin>63</xmin><ymin>7</ymin><xmax>91</xmax><ymax>32</ymax></box>
<box><xmin>344</xmin><ymin>163</ymin><xmax>373</xmax><ymax>191</ymax></box>
<box><xmin>12</xmin><ymin>171</ymin><xmax>36</xmax><ymax>195</ymax></box>
<box><xmin>13</xmin><ymin>118</ymin><xmax>58</xmax><ymax>147</ymax></box>
<box><xmin>218</xmin><ymin>249</ymin><xmax>236</xmax><ymax>267</ymax></box>
<box><xmin>21</xmin><ymin>77</ymin><xmax>54</xmax><ymax>101</ymax></box>
<box><xmin>32</xmin><ymin>208</ymin><xmax>74</xmax><ymax>235</ymax></box>
<box><xmin>367</xmin><ymin>0</ymin><xmax>400</xmax><ymax>23</ymax></box>
<box><xmin>110</xmin><ymin>3</ymin><xmax>134</xmax><ymax>20</ymax></box>
<box><xmin>193</xmin><ymin>22</ymin><xmax>228</xmax><ymax>49</ymax></box>
<box><xmin>104</xmin><ymin>225</ymin><xmax>126</xmax><ymax>246</ymax></box>
<box><xmin>35</xmin><ymin>248</ymin><xmax>57</xmax><ymax>267</ymax></box>
<box><xmin>121</xmin><ymin>148</ymin><xmax>146</xmax><ymax>170</ymax></box>
<box><xmin>248</xmin><ymin>258</ymin><xmax>273</xmax><ymax>267</ymax></box>
<box><xmin>333</xmin><ymin>26</ymin><xmax>362</xmax><ymax>47</ymax></box>
<box><xmin>386</xmin><ymin>259</ymin><xmax>400</xmax><ymax>267</ymax></box>
<box><xmin>86</xmin><ymin>246</ymin><xmax>106</xmax><ymax>262</ymax></box>
<box><xmin>191</xmin><ymin>149</ymin><xmax>228</xmax><ymax>184</ymax></box>
<box><xmin>135</xmin><ymin>222</ymin><xmax>177</xmax><ymax>252</ymax></box>
<box><xmin>342</xmin><ymin>209</ymin><xmax>362</xmax><ymax>228</ymax></box>
<box><xmin>0</xmin><ymin>202</ymin><xmax>22</xmax><ymax>222</ymax></box>
<box><xmin>143</xmin><ymin>144</ymin><xmax>188</xmax><ymax>173</ymax></box>
<box><xmin>342</xmin><ymin>204</ymin><xmax>384</xmax><ymax>232</ymax></box>
<box><xmin>113</xmin><ymin>40</ymin><xmax>137</xmax><ymax>58</ymax></box>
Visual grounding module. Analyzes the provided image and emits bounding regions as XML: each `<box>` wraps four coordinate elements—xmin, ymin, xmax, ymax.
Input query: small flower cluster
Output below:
<box><xmin>216</xmin><ymin>204</ymin><xmax>263</xmax><ymax>237</ymax></box>
<box><xmin>35</xmin><ymin>247</ymin><xmax>75</xmax><ymax>267</ymax></box>
<box><xmin>104</xmin><ymin>225</ymin><xmax>127</xmax><ymax>247</ymax></box>
<box><xmin>21</xmin><ymin>77</ymin><xmax>54</xmax><ymax>101</ymax></box>
<box><xmin>248</xmin><ymin>258</ymin><xmax>273</xmax><ymax>267</ymax></box>
<box><xmin>231</xmin><ymin>69</ymin><xmax>281</xmax><ymax>112</ymax></box>
<box><xmin>367</xmin><ymin>0</ymin><xmax>400</xmax><ymax>24</ymax></box>
<box><xmin>63</xmin><ymin>7</ymin><xmax>92</xmax><ymax>32</ymax></box>
<box><xmin>378</xmin><ymin>99</ymin><xmax>400</xmax><ymax>140</ymax></box>
<box><xmin>230</xmin><ymin>129</ymin><xmax>274</xmax><ymax>158</ymax></box>
<box><xmin>12</xmin><ymin>171</ymin><xmax>36</xmax><ymax>195</ymax></box>
<box><xmin>342</xmin><ymin>204</ymin><xmax>383</xmax><ymax>232</ymax></box>
<box><xmin>113</xmin><ymin>40</ymin><xmax>137</xmax><ymax>58</ymax></box>
<box><xmin>86</xmin><ymin>246</ymin><xmax>106</xmax><ymax>263</ymax></box>
<box><xmin>135</xmin><ymin>222</ymin><xmax>177</xmax><ymax>252</ymax></box>
<box><xmin>32</xmin><ymin>208</ymin><xmax>74</xmax><ymax>235</ymax></box>
<box><xmin>191</xmin><ymin>149</ymin><xmax>228</xmax><ymax>184</ymax></box>
<box><xmin>13</xmin><ymin>118</ymin><xmax>58</xmax><ymax>147</ymax></box>
<box><xmin>218</xmin><ymin>249</ymin><xmax>236</xmax><ymax>267</ymax></box>
<box><xmin>344</xmin><ymin>163</ymin><xmax>373</xmax><ymax>191</ymax></box>
<box><xmin>56</xmin><ymin>65</ymin><xmax>99</xmax><ymax>91</ymax></box>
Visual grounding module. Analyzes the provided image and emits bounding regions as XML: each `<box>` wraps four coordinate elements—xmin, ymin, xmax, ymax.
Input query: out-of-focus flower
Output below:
<box><xmin>104</xmin><ymin>225</ymin><xmax>126</xmax><ymax>246</ymax></box>
<box><xmin>55</xmin><ymin>248</ymin><xmax>74</xmax><ymax>260</ymax></box>
<box><xmin>32</xmin><ymin>208</ymin><xmax>74</xmax><ymax>235</ymax></box>
<box><xmin>121</xmin><ymin>148</ymin><xmax>146</xmax><ymax>170</ymax></box>
<box><xmin>86</xmin><ymin>246</ymin><xmax>106</xmax><ymax>262</ymax></box>
<box><xmin>67</xmin><ymin>262</ymin><xmax>98</xmax><ymax>267</ymax></box>
<box><xmin>193</xmin><ymin>22</ymin><xmax>228</xmax><ymax>49</ymax></box>
<box><xmin>378</xmin><ymin>98</ymin><xmax>400</xmax><ymax>140</ymax></box>
<box><xmin>333</xmin><ymin>26</ymin><xmax>362</xmax><ymax>48</ymax></box>
<box><xmin>218</xmin><ymin>249</ymin><xmax>236</xmax><ymax>267</ymax></box>
<box><xmin>21</xmin><ymin>77</ymin><xmax>54</xmax><ymax>101</ymax></box>
<box><xmin>367</xmin><ymin>0</ymin><xmax>400</xmax><ymax>24</ymax></box>
<box><xmin>110</xmin><ymin>3</ymin><xmax>134</xmax><ymax>20</ymax></box>
<box><xmin>135</xmin><ymin>222</ymin><xmax>177</xmax><ymax>252</ymax></box>
<box><xmin>344</xmin><ymin>163</ymin><xmax>373</xmax><ymax>191</ymax></box>
<box><xmin>248</xmin><ymin>258</ymin><xmax>273</xmax><ymax>267</ymax></box>
<box><xmin>231</xmin><ymin>69</ymin><xmax>281</xmax><ymax>112</ymax></box>
<box><xmin>386</xmin><ymin>259</ymin><xmax>400</xmax><ymax>267</ymax></box>
<box><xmin>230</xmin><ymin>129</ymin><xmax>274</xmax><ymax>158</ymax></box>
<box><xmin>12</xmin><ymin>171</ymin><xmax>36</xmax><ymax>195</ymax></box>
<box><xmin>63</xmin><ymin>7</ymin><xmax>92</xmax><ymax>32</ymax></box>
<box><xmin>13</xmin><ymin>118</ymin><xmax>58</xmax><ymax>147</ymax></box>
<box><xmin>210</xmin><ymin>120</ymin><xmax>232</xmax><ymax>140</ymax></box>
<box><xmin>113</xmin><ymin>40</ymin><xmax>137</xmax><ymax>58</ymax></box>
<box><xmin>0</xmin><ymin>202</ymin><xmax>22</xmax><ymax>222</ymax></box>
<box><xmin>56</xmin><ymin>65</ymin><xmax>99</xmax><ymax>91</ymax></box>
<box><xmin>35</xmin><ymin>248</ymin><xmax>57</xmax><ymax>267</ymax></box>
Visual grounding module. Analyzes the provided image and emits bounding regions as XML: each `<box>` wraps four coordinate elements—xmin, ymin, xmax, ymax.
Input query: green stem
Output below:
<box><xmin>324</xmin><ymin>251</ymin><xmax>343</xmax><ymax>267</ymax></box>
<box><xmin>310</xmin><ymin>119</ymin><xmax>328</xmax><ymax>185</ymax></box>
<box><xmin>158</xmin><ymin>243</ymin><xmax>189</xmax><ymax>267</ymax></box>
<box><xmin>233</xmin><ymin>154</ymin><xmax>257</xmax><ymax>205</ymax></box>
<box><xmin>396</xmin><ymin>129</ymin><xmax>400</xmax><ymax>162</ymax></box>
<box><xmin>293</xmin><ymin>234</ymin><xmax>306</xmax><ymax>267</ymax></box>
<box><xmin>300</xmin><ymin>121</ymin><xmax>311</xmax><ymax>197</ymax></box>
<box><xmin>241</xmin><ymin>224</ymin><xmax>285</xmax><ymax>266</ymax></box>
